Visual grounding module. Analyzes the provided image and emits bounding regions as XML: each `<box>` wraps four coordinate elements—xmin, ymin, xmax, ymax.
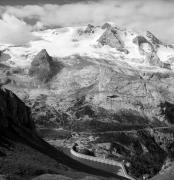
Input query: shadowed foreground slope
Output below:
<box><xmin>0</xmin><ymin>87</ymin><xmax>125</xmax><ymax>180</ymax></box>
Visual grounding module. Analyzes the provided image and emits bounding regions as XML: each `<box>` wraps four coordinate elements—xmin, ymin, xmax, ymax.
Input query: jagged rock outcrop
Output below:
<box><xmin>84</xmin><ymin>24</ymin><xmax>95</xmax><ymax>34</ymax></box>
<box><xmin>0</xmin><ymin>88</ymin><xmax>34</xmax><ymax>131</ymax></box>
<box><xmin>29</xmin><ymin>49</ymin><xmax>61</xmax><ymax>83</ymax></box>
<box><xmin>133</xmin><ymin>36</ymin><xmax>155</xmax><ymax>56</ymax></box>
<box><xmin>133</xmin><ymin>36</ymin><xmax>150</xmax><ymax>46</ymax></box>
<box><xmin>146</xmin><ymin>53</ymin><xmax>162</xmax><ymax>67</ymax></box>
<box><xmin>133</xmin><ymin>36</ymin><xmax>170</xmax><ymax>68</ymax></box>
<box><xmin>29</xmin><ymin>49</ymin><xmax>53</xmax><ymax>82</ymax></box>
<box><xmin>101</xmin><ymin>23</ymin><xmax>112</xmax><ymax>30</ymax></box>
<box><xmin>146</xmin><ymin>31</ymin><xmax>164</xmax><ymax>48</ymax></box>
<box><xmin>0</xmin><ymin>51</ymin><xmax>11</xmax><ymax>62</ymax></box>
<box><xmin>98</xmin><ymin>27</ymin><xmax>124</xmax><ymax>49</ymax></box>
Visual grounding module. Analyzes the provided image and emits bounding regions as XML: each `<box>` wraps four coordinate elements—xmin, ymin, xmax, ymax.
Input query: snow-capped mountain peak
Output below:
<box><xmin>1</xmin><ymin>22</ymin><xmax>174</xmax><ymax>72</ymax></box>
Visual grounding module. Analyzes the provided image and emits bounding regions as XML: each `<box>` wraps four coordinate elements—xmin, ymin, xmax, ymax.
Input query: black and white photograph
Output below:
<box><xmin>0</xmin><ymin>0</ymin><xmax>174</xmax><ymax>180</ymax></box>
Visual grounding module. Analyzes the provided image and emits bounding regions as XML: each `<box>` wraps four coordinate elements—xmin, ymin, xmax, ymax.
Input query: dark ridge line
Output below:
<box><xmin>1</xmin><ymin>122</ymin><xmax>127</xmax><ymax>180</ymax></box>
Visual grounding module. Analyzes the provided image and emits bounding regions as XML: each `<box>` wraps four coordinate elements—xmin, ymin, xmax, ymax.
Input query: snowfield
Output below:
<box><xmin>0</xmin><ymin>23</ymin><xmax>174</xmax><ymax>72</ymax></box>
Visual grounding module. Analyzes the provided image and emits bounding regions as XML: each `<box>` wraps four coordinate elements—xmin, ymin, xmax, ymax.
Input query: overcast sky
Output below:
<box><xmin>0</xmin><ymin>0</ymin><xmax>91</xmax><ymax>5</ymax></box>
<box><xmin>0</xmin><ymin>0</ymin><xmax>174</xmax><ymax>45</ymax></box>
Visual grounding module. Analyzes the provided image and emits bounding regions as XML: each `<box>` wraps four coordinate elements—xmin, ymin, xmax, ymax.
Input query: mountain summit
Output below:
<box><xmin>29</xmin><ymin>49</ymin><xmax>63</xmax><ymax>83</ymax></box>
<box><xmin>1</xmin><ymin>22</ymin><xmax>174</xmax><ymax>72</ymax></box>
<box><xmin>29</xmin><ymin>49</ymin><xmax>54</xmax><ymax>82</ymax></box>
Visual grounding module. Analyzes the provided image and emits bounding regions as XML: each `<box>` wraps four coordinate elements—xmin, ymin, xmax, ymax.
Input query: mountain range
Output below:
<box><xmin>1</xmin><ymin>22</ymin><xmax>174</xmax><ymax>180</ymax></box>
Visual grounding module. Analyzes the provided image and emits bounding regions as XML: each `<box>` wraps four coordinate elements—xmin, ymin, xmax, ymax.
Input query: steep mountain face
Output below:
<box><xmin>98</xmin><ymin>27</ymin><xmax>124</xmax><ymax>50</ymax></box>
<box><xmin>0</xmin><ymin>88</ymin><xmax>34</xmax><ymax>131</ymax></box>
<box><xmin>84</xmin><ymin>24</ymin><xmax>95</xmax><ymax>34</ymax></box>
<box><xmin>0</xmin><ymin>88</ymin><xmax>53</xmax><ymax>179</ymax></box>
<box><xmin>0</xmin><ymin>22</ymin><xmax>174</xmax><ymax>129</ymax></box>
<box><xmin>29</xmin><ymin>49</ymin><xmax>62</xmax><ymax>83</ymax></box>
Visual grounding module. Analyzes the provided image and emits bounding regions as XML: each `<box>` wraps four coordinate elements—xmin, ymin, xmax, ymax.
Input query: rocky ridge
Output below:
<box><xmin>29</xmin><ymin>49</ymin><xmax>63</xmax><ymax>83</ymax></box>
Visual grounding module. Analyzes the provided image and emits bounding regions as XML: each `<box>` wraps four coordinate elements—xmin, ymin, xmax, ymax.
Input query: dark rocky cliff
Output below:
<box><xmin>0</xmin><ymin>88</ymin><xmax>34</xmax><ymax>131</ymax></box>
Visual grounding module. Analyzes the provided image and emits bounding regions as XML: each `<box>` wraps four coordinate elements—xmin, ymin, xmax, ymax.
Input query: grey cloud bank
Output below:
<box><xmin>0</xmin><ymin>0</ymin><xmax>174</xmax><ymax>45</ymax></box>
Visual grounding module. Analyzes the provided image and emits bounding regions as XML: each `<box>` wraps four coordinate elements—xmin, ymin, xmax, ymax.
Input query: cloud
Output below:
<box><xmin>0</xmin><ymin>0</ymin><xmax>174</xmax><ymax>43</ymax></box>
<box><xmin>1</xmin><ymin>1</ymin><xmax>137</xmax><ymax>26</ymax></box>
<box><xmin>0</xmin><ymin>14</ymin><xmax>36</xmax><ymax>45</ymax></box>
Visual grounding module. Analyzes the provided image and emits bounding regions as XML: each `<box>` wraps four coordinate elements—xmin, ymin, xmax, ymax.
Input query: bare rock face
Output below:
<box><xmin>84</xmin><ymin>24</ymin><xmax>95</xmax><ymax>34</ymax></box>
<box><xmin>161</xmin><ymin>63</ymin><xmax>171</xmax><ymax>70</ymax></box>
<box><xmin>141</xmin><ymin>32</ymin><xmax>173</xmax><ymax>69</ymax></box>
<box><xmin>146</xmin><ymin>31</ymin><xmax>164</xmax><ymax>48</ymax></box>
<box><xmin>0</xmin><ymin>88</ymin><xmax>34</xmax><ymax>131</ymax></box>
<box><xmin>146</xmin><ymin>53</ymin><xmax>162</xmax><ymax>67</ymax></box>
<box><xmin>133</xmin><ymin>36</ymin><xmax>155</xmax><ymax>55</ymax></box>
<box><xmin>101</xmin><ymin>23</ymin><xmax>112</xmax><ymax>30</ymax></box>
<box><xmin>0</xmin><ymin>51</ymin><xmax>11</xmax><ymax>62</ymax></box>
<box><xmin>29</xmin><ymin>49</ymin><xmax>58</xmax><ymax>83</ymax></box>
<box><xmin>133</xmin><ymin>36</ymin><xmax>167</xmax><ymax>67</ymax></box>
<box><xmin>98</xmin><ymin>27</ymin><xmax>124</xmax><ymax>49</ymax></box>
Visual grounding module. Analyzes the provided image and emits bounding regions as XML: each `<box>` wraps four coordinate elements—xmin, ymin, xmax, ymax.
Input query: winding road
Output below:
<box><xmin>38</xmin><ymin>126</ymin><xmax>174</xmax><ymax>180</ymax></box>
<box><xmin>69</xmin><ymin>145</ymin><xmax>136</xmax><ymax>180</ymax></box>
